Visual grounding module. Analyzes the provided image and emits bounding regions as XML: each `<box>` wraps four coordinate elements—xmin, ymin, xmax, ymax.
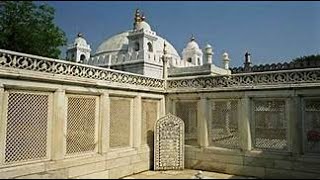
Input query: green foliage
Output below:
<box><xmin>291</xmin><ymin>54</ymin><xmax>320</xmax><ymax>63</ymax></box>
<box><xmin>0</xmin><ymin>1</ymin><xmax>67</xmax><ymax>58</ymax></box>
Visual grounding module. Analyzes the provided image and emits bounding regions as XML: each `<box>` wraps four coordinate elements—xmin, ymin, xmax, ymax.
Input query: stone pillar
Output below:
<box><xmin>165</xmin><ymin>97</ymin><xmax>176</xmax><ymax>116</ymax></box>
<box><xmin>198</xmin><ymin>97</ymin><xmax>209</xmax><ymax>147</ymax></box>
<box><xmin>239</xmin><ymin>96</ymin><xmax>252</xmax><ymax>151</ymax></box>
<box><xmin>133</xmin><ymin>95</ymin><xmax>142</xmax><ymax>148</ymax></box>
<box><xmin>162</xmin><ymin>57</ymin><xmax>168</xmax><ymax>89</ymax></box>
<box><xmin>99</xmin><ymin>91</ymin><xmax>110</xmax><ymax>153</ymax></box>
<box><xmin>288</xmin><ymin>95</ymin><xmax>301</xmax><ymax>156</ymax></box>
<box><xmin>162</xmin><ymin>42</ymin><xmax>170</xmax><ymax>89</ymax></box>
<box><xmin>160</xmin><ymin>97</ymin><xmax>166</xmax><ymax>117</ymax></box>
<box><xmin>0</xmin><ymin>84</ymin><xmax>5</xmax><ymax>162</ymax></box>
<box><xmin>52</xmin><ymin>89</ymin><xmax>66</xmax><ymax>160</ymax></box>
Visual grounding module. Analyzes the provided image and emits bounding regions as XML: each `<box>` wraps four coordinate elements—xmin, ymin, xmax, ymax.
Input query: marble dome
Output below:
<box><xmin>94</xmin><ymin>30</ymin><xmax>181</xmax><ymax>59</ymax></box>
<box><xmin>95</xmin><ymin>31</ymin><xmax>130</xmax><ymax>55</ymax></box>
<box><xmin>136</xmin><ymin>21</ymin><xmax>151</xmax><ymax>31</ymax></box>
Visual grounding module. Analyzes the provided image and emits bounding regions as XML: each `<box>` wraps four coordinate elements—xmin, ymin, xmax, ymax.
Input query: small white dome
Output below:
<box><xmin>74</xmin><ymin>36</ymin><xmax>88</xmax><ymax>47</ymax></box>
<box><xmin>136</xmin><ymin>21</ymin><xmax>151</xmax><ymax>31</ymax></box>
<box><xmin>205</xmin><ymin>44</ymin><xmax>213</xmax><ymax>54</ymax></box>
<box><xmin>186</xmin><ymin>40</ymin><xmax>200</xmax><ymax>50</ymax></box>
<box><xmin>205</xmin><ymin>44</ymin><xmax>212</xmax><ymax>49</ymax></box>
<box><xmin>222</xmin><ymin>52</ymin><xmax>229</xmax><ymax>60</ymax></box>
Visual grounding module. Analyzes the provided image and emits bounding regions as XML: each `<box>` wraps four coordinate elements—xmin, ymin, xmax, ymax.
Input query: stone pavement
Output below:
<box><xmin>122</xmin><ymin>169</ymin><xmax>256</xmax><ymax>179</ymax></box>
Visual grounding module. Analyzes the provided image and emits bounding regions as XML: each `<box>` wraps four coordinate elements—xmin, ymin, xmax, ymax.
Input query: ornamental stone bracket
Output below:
<box><xmin>154</xmin><ymin>113</ymin><xmax>184</xmax><ymax>171</ymax></box>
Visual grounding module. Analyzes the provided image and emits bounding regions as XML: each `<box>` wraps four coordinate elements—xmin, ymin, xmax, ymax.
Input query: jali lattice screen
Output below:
<box><xmin>210</xmin><ymin>100</ymin><xmax>239</xmax><ymax>149</ymax></box>
<box><xmin>253</xmin><ymin>99</ymin><xmax>287</xmax><ymax>151</ymax></box>
<box><xmin>109</xmin><ymin>97</ymin><xmax>131</xmax><ymax>148</ymax></box>
<box><xmin>304</xmin><ymin>99</ymin><xmax>320</xmax><ymax>154</ymax></box>
<box><xmin>142</xmin><ymin>99</ymin><xmax>159</xmax><ymax>169</ymax></box>
<box><xmin>66</xmin><ymin>95</ymin><xmax>97</xmax><ymax>155</ymax></box>
<box><xmin>175</xmin><ymin>101</ymin><xmax>198</xmax><ymax>146</ymax></box>
<box><xmin>141</xmin><ymin>100</ymin><xmax>158</xmax><ymax>146</ymax></box>
<box><xmin>5</xmin><ymin>91</ymin><xmax>49</xmax><ymax>163</ymax></box>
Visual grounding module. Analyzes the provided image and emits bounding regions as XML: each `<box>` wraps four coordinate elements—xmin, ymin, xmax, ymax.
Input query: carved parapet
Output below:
<box><xmin>0</xmin><ymin>49</ymin><xmax>164</xmax><ymax>90</ymax></box>
<box><xmin>167</xmin><ymin>68</ymin><xmax>320</xmax><ymax>90</ymax></box>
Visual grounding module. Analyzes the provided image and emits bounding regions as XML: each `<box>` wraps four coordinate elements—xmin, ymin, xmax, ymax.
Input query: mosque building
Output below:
<box><xmin>66</xmin><ymin>9</ymin><xmax>231</xmax><ymax>78</ymax></box>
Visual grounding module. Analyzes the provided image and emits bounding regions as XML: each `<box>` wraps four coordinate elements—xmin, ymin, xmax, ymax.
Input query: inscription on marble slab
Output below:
<box><xmin>154</xmin><ymin>113</ymin><xmax>184</xmax><ymax>170</ymax></box>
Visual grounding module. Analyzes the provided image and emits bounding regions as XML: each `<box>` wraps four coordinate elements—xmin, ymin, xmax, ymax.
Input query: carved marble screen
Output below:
<box><xmin>303</xmin><ymin>98</ymin><xmax>320</xmax><ymax>154</ymax></box>
<box><xmin>109</xmin><ymin>97</ymin><xmax>132</xmax><ymax>148</ymax></box>
<box><xmin>209</xmin><ymin>100</ymin><xmax>239</xmax><ymax>149</ymax></box>
<box><xmin>154</xmin><ymin>114</ymin><xmax>184</xmax><ymax>170</ymax></box>
<box><xmin>142</xmin><ymin>99</ymin><xmax>159</xmax><ymax>169</ymax></box>
<box><xmin>252</xmin><ymin>99</ymin><xmax>288</xmax><ymax>151</ymax></box>
<box><xmin>175</xmin><ymin>101</ymin><xmax>198</xmax><ymax>145</ymax></box>
<box><xmin>5</xmin><ymin>91</ymin><xmax>50</xmax><ymax>163</ymax></box>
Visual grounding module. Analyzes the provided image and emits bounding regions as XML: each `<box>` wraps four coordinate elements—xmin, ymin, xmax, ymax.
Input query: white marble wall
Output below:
<box><xmin>0</xmin><ymin>78</ymin><xmax>165</xmax><ymax>179</ymax></box>
<box><xmin>167</xmin><ymin>89</ymin><xmax>320</xmax><ymax>178</ymax></box>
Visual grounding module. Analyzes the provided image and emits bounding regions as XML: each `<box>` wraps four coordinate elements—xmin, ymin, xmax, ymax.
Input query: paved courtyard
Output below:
<box><xmin>122</xmin><ymin>169</ymin><xmax>256</xmax><ymax>179</ymax></box>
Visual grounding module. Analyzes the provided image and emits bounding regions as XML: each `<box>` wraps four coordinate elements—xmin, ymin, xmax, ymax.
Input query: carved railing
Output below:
<box><xmin>168</xmin><ymin>68</ymin><xmax>320</xmax><ymax>90</ymax></box>
<box><xmin>0</xmin><ymin>49</ymin><xmax>164</xmax><ymax>89</ymax></box>
<box><xmin>1</xmin><ymin>49</ymin><xmax>320</xmax><ymax>92</ymax></box>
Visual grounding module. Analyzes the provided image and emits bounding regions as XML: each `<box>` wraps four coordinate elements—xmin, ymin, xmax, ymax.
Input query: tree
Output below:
<box><xmin>291</xmin><ymin>54</ymin><xmax>320</xmax><ymax>64</ymax></box>
<box><xmin>0</xmin><ymin>1</ymin><xmax>67</xmax><ymax>58</ymax></box>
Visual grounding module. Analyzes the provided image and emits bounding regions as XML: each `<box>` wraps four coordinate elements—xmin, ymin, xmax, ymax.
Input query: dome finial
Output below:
<box><xmin>191</xmin><ymin>34</ymin><xmax>195</xmax><ymax>41</ymax></box>
<box><xmin>134</xmin><ymin>8</ymin><xmax>142</xmax><ymax>23</ymax></box>
<box><xmin>141</xmin><ymin>12</ymin><xmax>146</xmax><ymax>21</ymax></box>
<box><xmin>77</xmin><ymin>32</ymin><xmax>83</xmax><ymax>38</ymax></box>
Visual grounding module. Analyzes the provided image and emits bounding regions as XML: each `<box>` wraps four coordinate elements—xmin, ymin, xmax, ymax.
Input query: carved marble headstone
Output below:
<box><xmin>154</xmin><ymin>113</ymin><xmax>184</xmax><ymax>170</ymax></box>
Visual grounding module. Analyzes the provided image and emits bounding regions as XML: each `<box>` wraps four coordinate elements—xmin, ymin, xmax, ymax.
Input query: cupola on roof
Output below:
<box><xmin>74</xmin><ymin>33</ymin><xmax>89</xmax><ymax>47</ymax></box>
<box><xmin>186</xmin><ymin>35</ymin><xmax>200</xmax><ymax>50</ymax></box>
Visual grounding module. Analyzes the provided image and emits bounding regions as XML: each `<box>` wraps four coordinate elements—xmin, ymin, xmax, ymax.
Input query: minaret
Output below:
<box><xmin>205</xmin><ymin>44</ymin><xmax>213</xmax><ymax>64</ymax></box>
<box><xmin>222</xmin><ymin>52</ymin><xmax>230</xmax><ymax>70</ymax></box>
<box><xmin>162</xmin><ymin>42</ymin><xmax>169</xmax><ymax>79</ymax></box>
<box><xmin>162</xmin><ymin>42</ymin><xmax>171</xmax><ymax>88</ymax></box>
<box><xmin>244</xmin><ymin>50</ymin><xmax>252</xmax><ymax>72</ymax></box>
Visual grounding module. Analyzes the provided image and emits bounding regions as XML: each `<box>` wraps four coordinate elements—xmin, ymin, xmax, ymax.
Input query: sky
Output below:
<box><xmin>40</xmin><ymin>1</ymin><xmax>320</xmax><ymax>67</ymax></box>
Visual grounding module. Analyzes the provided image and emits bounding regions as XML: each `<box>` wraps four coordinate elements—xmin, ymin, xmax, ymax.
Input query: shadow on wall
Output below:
<box><xmin>147</xmin><ymin>130</ymin><xmax>154</xmax><ymax>170</ymax></box>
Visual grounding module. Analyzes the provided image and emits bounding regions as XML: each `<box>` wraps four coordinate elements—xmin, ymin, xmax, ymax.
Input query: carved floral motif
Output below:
<box><xmin>154</xmin><ymin>113</ymin><xmax>184</xmax><ymax>170</ymax></box>
<box><xmin>0</xmin><ymin>50</ymin><xmax>164</xmax><ymax>89</ymax></box>
<box><xmin>168</xmin><ymin>69</ymin><xmax>320</xmax><ymax>90</ymax></box>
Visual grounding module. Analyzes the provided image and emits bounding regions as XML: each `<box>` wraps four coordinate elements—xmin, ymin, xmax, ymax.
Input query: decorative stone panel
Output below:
<box><xmin>168</xmin><ymin>68</ymin><xmax>320</xmax><ymax>90</ymax></box>
<box><xmin>109</xmin><ymin>97</ymin><xmax>132</xmax><ymax>148</ymax></box>
<box><xmin>252</xmin><ymin>99</ymin><xmax>288</xmax><ymax>151</ymax></box>
<box><xmin>66</xmin><ymin>95</ymin><xmax>98</xmax><ymax>155</ymax></box>
<box><xmin>154</xmin><ymin>113</ymin><xmax>184</xmax><ymax>170</ymax></box>
<box><xmin>209</xmin><ymin>100</ymin><xmax>239</xmax><ymax>149</ymax></box>
<box><xmin>141</xmin><ymin>99</ymin><xmax>159</xmax><ymax>168</ymax></box>
<box><xmin>4</xmin><ymin>91</ymin><xmax>50</xmax><ymax>164</ymax></box>
<box><xmin>141</xmin><ymin>99</ymin><xmax>158</xmax><ymax>146</ymax></box>
<box><xmin>304</xmin><ymin>98</ymin><xmax>320</xmax><ymax>154</ymax></box>
<box><xmin>175</xmin><ymin>101</ymin><xmax>197</xmax><ymax>145</ymax></box>
<box><xmin>0</xmin><ymin>49</ymin><xmax>164</xmax><ymax>90</ymax></box>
